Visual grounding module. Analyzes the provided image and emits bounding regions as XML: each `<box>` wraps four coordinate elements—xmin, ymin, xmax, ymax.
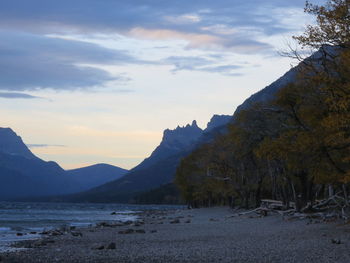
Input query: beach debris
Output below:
<box><xmin>71</xmin><ymin>231</ymin><xmax>83</xmax><ymax>237</ymax></box>
<box><xmin>107</xmin><ymin>242</ymin><xmax>116</xmax><ymax>249</ymax></box>
<box><xmin>94</xmin><ymin>245</ymin><xmax>105</xmax><ymax>250</ymax></box>
<box><xmin>118</xmin><ymin>229</ymin><xmax>134</xmax><ymax>234</ymax></box>
<box><xmin>331</xmin><ymin>239</ymin><xmax>342</xmax><ymax>245</ymax></box>
<box><xmin>96</xmin><ymin>222</ymin><xmax>124</xmax><ymax>228</ymax></box>
<box><xmin>32</xmin><ymin>239</ymin><xmax>55</xmax><ymax>247</ymax></box>
<box><xmin>46</xmin><ymin>230</ymin><xmax>64</xmax><ymax>236</ymax></box>
<box><xmin>170</xmin><ymin>219</ymin><xmax>180</xmax><ymax>224</ymax></box>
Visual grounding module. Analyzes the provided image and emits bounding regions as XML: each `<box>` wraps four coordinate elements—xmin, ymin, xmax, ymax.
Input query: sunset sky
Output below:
<box><xmin>0</xmin><ymin>0</ymin><xmax>325</xmax><ymax>170</ymax></box>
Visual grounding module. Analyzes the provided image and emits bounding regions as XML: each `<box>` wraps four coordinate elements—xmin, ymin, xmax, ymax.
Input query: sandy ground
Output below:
<box><xmin>1</xmin><ymin>207</ymin><xmax>350</xmax><ymax>263</ymax></box>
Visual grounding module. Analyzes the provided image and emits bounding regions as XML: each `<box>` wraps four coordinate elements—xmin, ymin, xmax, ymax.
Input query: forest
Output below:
<box><xmin>175</xmin><ymin>0</ymin><xmax>350</xmax><ymax>216</ymax></box>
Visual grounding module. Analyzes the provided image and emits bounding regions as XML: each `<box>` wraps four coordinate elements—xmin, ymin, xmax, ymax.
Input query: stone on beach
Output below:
<box><xmin>106</xmin><ymin>242</ymin><xmax>116</xmax><ymax>249</ymax></box>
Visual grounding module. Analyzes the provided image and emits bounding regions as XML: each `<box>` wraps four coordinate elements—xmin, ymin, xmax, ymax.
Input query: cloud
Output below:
<box><xmin>0</xmin><ymin>92</ymin><xmax>41</xmax><ymax>99</ymax></box>
<box><xmin>0</xmin><ymin>0</ymin><xmax>323</xmax><ymax>54</ymax></box>
<box><xmin>162</xmin><ymin>56</ymin><xmax>244</xmax><ymax>76</ymax></box>
<box><xmin>0</xmin><ymin>31</ymin><xmax>141</xmax><ymax>91</ymax></box>
<box><xmin>27</xmin><ymin>144</ymin><xmax>66</xmax><ymax>148</ymax></box>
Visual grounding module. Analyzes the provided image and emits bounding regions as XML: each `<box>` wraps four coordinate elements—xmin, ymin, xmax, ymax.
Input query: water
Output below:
<box><xmin>0</xmin><ymin>202</ymin><xmax>182</xmax><ymax>252</ymax></box>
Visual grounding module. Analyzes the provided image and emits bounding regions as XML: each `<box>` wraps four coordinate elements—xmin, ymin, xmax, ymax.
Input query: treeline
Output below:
<box><xmin>175</xmin><ymin>0</ymin><xmax>350</xmax><ymax>211</ymax></box>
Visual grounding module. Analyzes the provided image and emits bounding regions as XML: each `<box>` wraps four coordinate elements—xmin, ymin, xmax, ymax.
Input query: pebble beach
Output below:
<box><xmin>1</xmin><ymin>207</ymin><xmax>350</xmax><ymax>263</ymax></box>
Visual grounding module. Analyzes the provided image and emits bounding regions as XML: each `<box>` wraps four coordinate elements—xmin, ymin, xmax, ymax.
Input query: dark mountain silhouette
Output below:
<box><xmin>66</xmin><ymin>164</ymin><xmax>128</xmax><ymax>192</ymax></box>
<box><xmin>67</xmin><ymin>53</ymin><xmax>313</xmax><ymax>203</ymax></box>
<box><xmin>0</xmin><ymin>128</ymin><xmax>75</xmax><ymax>199</ymax></box>
<box><xmin>0</xmin><ymin>128</ymin><xmax>128</xmax><ymax>200</ymax></box>
<box><xmin>134</xmin><ymin>120</ymin><xmax>203</xmax><ymax>172</ymax></box>
<box><xmin>0</xmin><ymin>128</ymin><xmax>37</xmax><ymax>159</ymax></box>
<box><xmin>65</xmin><ymin>117</ymin><xmax>232</xmax><ymax>203</ymax></box>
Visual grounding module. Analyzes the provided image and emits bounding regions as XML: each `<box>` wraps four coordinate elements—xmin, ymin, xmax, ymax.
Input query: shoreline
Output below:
<box><xmin>1</xmin><ymin>207</ymin><xmax>350</xmax><ymax>262</ymax></box>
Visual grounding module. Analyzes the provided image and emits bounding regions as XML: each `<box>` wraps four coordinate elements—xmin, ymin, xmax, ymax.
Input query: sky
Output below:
<box><xmin>0</xmin><ymin>0</ymin><xmax>326</xmax><ymax>170</ymax></box>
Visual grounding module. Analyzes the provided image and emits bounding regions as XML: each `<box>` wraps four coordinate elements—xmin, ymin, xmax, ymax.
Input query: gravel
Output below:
<box><xmin>1</xmin><ymin>207</ymin><xmax>350</xmax><ymax>263</ymax></box>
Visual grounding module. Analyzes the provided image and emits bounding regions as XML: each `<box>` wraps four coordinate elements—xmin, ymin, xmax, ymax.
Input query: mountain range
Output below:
<box><xmin>0</xmin><ymin>128</ymin><xmax>127</xmax><ymax>200</ymax></box>
<box><xmin>64</xmin><ymin>57</ymin><xmax>302</xmax><ymax>203</ymax></box>
<box><xmin>0</xmin><ymin>50</ymin><xmax>309</xmax><ymax>203</ymax></box>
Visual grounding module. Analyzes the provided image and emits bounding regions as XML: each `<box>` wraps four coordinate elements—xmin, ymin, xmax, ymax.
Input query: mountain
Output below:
<box><xmin>69</xmin><ymin>55</ymin><xmax>308</xmax><ymax>204</ymax></box>
<box><xmin>65</xmin><ymin>117</ymin><xmax>232</xmax><ymax>203</ymax></box>
<box><xmin>234</xmin><ymin>66</ymin><xmax>297</xmax><ymax>114</ymax></box>
<box><xmin>0</xmin><ymin>128</ymin><xmax>37</xmax><ymax>159</ymax></box>
<box><xmin>0</xmin><ymin>128</ymin><xmax>76</xmax><ymax>199</ymax></box>
<box><xmin>0</xmin><ymin>128</ymin><xmax>128</xmax><ymax>200</ymax></box>
<box><xmin>205</xmin><ymin>115</ymin><xmax>232</xmax><ymax>132</ymax></box>
<box><xmin>66</xmin><ymin>164</ymin><xmax>128</xmax><ymax>192</ymax></box>
<box><xmin>134</xmin><ymin>120</ymin><xmax>203</xmax><ymax>171</ymax></box>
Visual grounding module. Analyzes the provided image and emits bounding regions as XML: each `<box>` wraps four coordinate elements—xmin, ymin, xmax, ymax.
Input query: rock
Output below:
<box><xmin>107</xmin><ymin>242</ymin><xmax>116</xmax><ymax>249</ymax></box>
<box><xmin>150</xmin><ymin>230</ymin><xmax>157</xmax><ymax>233</ymax></box>
<box><xmin>170</xmin><ymin>219</ymin><xmax>180</xmax><ymax>224</ymax></box>
<box><xmin>111</xmin><ymin>212</ymin><xmax>117</xmax><ymax>215</ymax></box>
<box><xmin>123</xmin><ymin>220</ymin><xmax>133</xmax><ymax>225</ymax></box>
<box><xmin>95</xmin><ymin>245</ymin><xmax>105</xmax><ymax>250</ymax></box>
<box><xmin>16</xmin><ymin>233</ymin><xmax>23</xmax><ymax>236</ymax></box>
<box><xmin>118</xmin><ymin>229</ymin><xmax>134</xmax><ymax>234</ymax></box>
<box><xmin>29</xmin><ymin>231</ymin><xmax>37</xmax><ymax>235</ymax></box>
<box><xmin>33</xmin><ymin>240</ymin><xmax>47</xmax><ymax>247</ymax></box>
<box><xmin>50</xmin><ymin>230</ymin><xmax>63</xmax><ymax>236</ymax></box>
<box><xmin>331</xmin><ymin>239</ymin><xmax>342</xmax><ymax>244</ymax></box>
<box><xmin>71</xmin><ymin>231</ymin><xmax>83</xmax><ymax>237</ymax></box>
<box><xmin>70</xmin><ymin>226</ymin><xmax>76</xmax><ymax>230</ymax></box>
<box><xmin>135</xmin><ymin>229</ymin><xmax>146</xmax><ymax>234</ymax></box>
<box><xmin>185</xmin><ymin>220</ymin><xmax>191</xmax><ymax>223</ymax></box>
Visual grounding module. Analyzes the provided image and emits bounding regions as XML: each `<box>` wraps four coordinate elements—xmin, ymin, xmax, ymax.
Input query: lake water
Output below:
<box><xmin>0</xmin><ymin>202</ymin><xmax>183</xmax><ymax>252</ymax></box>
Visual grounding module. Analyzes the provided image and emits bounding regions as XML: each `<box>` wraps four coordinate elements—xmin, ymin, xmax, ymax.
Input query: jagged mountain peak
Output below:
<box><xmin>163</xmin><ymin>120</ymin><xmax>203</xmax><ymax>142</ymax></box>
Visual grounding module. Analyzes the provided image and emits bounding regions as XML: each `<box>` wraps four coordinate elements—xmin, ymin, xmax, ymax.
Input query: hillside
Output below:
<box><xmin>0</xmin><ymin>128</ymin><xmax>128</xmax><ymax>200</ymax></box>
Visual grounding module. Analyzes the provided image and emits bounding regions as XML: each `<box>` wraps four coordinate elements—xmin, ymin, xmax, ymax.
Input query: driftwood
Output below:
<box><xmin>230</xmin><ymin>193</ymin><xmax>350</xmax><ymax>222</ymax></box>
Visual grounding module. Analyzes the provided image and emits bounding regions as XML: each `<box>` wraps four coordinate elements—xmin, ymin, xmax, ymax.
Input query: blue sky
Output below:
<box><xmin>0</xmin><ymin>0</ymin><xmax>326</xmax><ymax>169</ymax></box>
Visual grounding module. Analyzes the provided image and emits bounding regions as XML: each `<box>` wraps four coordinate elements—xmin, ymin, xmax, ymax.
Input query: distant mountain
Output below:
<box><xmin>0</xmin><ymin>128</ymin><xmax>37</xmax><ymax>159</ymax></box>
<box><xmin>65</xmin><ymin>117</ymin><xmax>231</xmax><ymax>203</ymax></box>
<box><xmin>134</xmin><ymin>120</ymin><xmax>203</xmax><ymax>171</ymax></box>
<box><xmin>66</xmin><ymin>164</ymin><xmax>128</xmax><ymax>192</ymax></box>
<box><xmin>205</xmin><ymin>115</ymin><xmax>232</xmax><ymax>132</ymax></box>
<box><xmin>69</xmin><ymin>54</ymin><xmax>310</xmax><ymax>204</ymax></box>
<box><xmin>234</xmin><ymin>67</ymin><xmax>297</xmax><ymax>114</ymax></box>
<box><xmin>0</xmin><ymin>128</ymin><xmax>76</xmax><ymax>199</ymax></box>
<box><xmin>0</xmin><ymin>128</ymin><xmax>128</xmax><ymax>200</ymax></box>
